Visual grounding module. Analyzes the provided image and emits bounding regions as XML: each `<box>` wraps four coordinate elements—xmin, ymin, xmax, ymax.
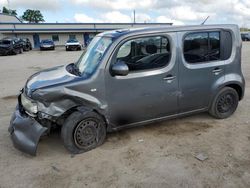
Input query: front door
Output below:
<box><xmin>33</xmin><ymin>34</ymin><xmax>40</xmax><ymax>48</ymax></box>
<box><xmin>178</xmin><ymin>30</ymin><xmax>230</xmax><ymax>112</ymax></box>
<box><xmin>106</xmin><ymin>33</ymin><xmax>179</xmax><ymax>127</ymax></box>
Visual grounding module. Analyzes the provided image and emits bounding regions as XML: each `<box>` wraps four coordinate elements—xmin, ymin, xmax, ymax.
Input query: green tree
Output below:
<box><xmin>2</xmin><ymin>6</ymin><xmax>17</xmax><ymax>16</ymax></box>
<box><xmin>22</xmin><ymin>9</ymin><xmax>45</xmax><ymax>23</ymax></box>
<box><xmin>2</xmin><ymin>6</ymin><xmax>9</xmax><ymax>14</ymax></box>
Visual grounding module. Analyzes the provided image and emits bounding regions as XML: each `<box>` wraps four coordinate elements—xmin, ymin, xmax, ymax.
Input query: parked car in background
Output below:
<box><xmin>0</xmin><ymin>37</ymin><xmax>23</xmax><ymax>55</ymax></box>
<box><xmin>21</xmin><ymin>38</ymin><xmax>32</xmax><ymax>51</ymax></box>
<box><xmin>65</xmin><ymin>39</ymin><xmax>81</xmax><ymax>51</ymax></box>
<box><xmin>40</xmin><ymin>39</ymin><xmax>55</xmax><ymax>50</ymax></box>
<box><xmin>241</xmin><ymin>33</ymin><xmax>250</xmax><ymax>41</ymax></box>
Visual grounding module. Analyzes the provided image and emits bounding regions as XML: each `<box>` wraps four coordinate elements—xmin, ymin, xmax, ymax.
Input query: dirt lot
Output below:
<box><xmin>0</xmin><ymin>45</ymin><xmax>250</xmax><ymax>188</ymax></box>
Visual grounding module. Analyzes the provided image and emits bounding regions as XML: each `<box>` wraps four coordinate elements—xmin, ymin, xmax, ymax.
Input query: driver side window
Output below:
<box><xmin>116</xmin><ymin>36</ymin><xmax>171</xmax><ymax>72</ymax></box>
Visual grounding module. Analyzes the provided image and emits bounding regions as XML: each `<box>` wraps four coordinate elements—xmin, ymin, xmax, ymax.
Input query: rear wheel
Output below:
<box><xmin>209</xmin><ymin>87</ymin><xmax>239</xmax><ymax>119</ymax></box>
<box><xmin>61</xmin><ymin>111</ymin><xmax>106</xmax><ymax>154</ymax></box>
<box><xmin>12</xmin><ymin>49</ymin><xmax>18</xmax><ymax>55</ymax></box>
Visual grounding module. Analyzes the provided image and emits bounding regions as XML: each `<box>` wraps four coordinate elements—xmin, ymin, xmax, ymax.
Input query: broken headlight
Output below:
<box><xmin>21</xmin><ymin>94</ymin><xmax>38</xmax><ymax>114</ymax></box>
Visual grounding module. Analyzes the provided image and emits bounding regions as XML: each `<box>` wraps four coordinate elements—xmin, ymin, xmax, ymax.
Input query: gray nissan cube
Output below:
<box><xmin>9</xmin><ymin>24</ymin><xmax>245</xmax><ymax>155</ymax></box>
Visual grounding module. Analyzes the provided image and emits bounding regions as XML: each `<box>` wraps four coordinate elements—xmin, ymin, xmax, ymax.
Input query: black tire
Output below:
<box><xmin>61</xmin><ymin>110</ymin><xmax>106</xmax><ymax>154</ymax></box>
<box><xmin>19</xmin><ymin>48</ymin><xmax>23</xmax><ymax>54</ymax></box>
<box><xmin>209</xmin><ymin>87</ymin><xmax>239</xmax><ymax>119</ymax></box>
<box><xmin>12</xmin><ymin>49</ymin><xmax>18</xmax><ymax>55</ymax></box>
<box><xmin>66</xmin><ymin>47</ymin><xmax>68</xmax><ymax>51</ymax></box>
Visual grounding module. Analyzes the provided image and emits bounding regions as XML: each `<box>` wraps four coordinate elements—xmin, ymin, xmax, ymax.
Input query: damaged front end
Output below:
<box><xmin>8</xmin><ymin>97</ymin><xmax>47</xmax><ymax>156</ymax></box>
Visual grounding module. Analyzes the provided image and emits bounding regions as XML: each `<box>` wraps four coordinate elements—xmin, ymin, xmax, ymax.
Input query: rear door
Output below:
<box><xmin>178</xmin><ymin>30</ymin><xmax>232</xmax><ymax>112</ymax></box>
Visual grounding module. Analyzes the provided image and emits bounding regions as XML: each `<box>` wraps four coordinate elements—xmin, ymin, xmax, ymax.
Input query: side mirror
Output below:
<box><xmin>111</xmin><ymin>61</ymin><xmax>129</xmax><ymax>76</ymax></box>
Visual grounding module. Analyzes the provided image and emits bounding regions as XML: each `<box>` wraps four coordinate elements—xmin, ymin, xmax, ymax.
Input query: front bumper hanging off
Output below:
<box><xmin>8</xmin><ymin>105</ymin><xmax>47</xmax><ymax>156</ymax></box>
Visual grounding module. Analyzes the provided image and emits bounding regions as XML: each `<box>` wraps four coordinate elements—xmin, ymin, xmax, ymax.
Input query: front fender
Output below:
<box><xmin>34</xmin><ymin>87</ymin><xmax>107</xmax><ymax>119</ymax></box>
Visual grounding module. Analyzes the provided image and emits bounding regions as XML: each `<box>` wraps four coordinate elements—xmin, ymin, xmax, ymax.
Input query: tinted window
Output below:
<box><xmin>222</xmin><ymin>31</ymin><xmax>232</xmax><ymax>60</ymax></box>
<box><xmin>0</xmin><ymin>40</ymin><xmax>11</xmax><ymax>45</ymax></box>
<box><xmin>42</xmin><ymin>40</ymin><xmax>53</xmax><ymax>44</ymax></box>
<box><xmin>184</xmin><ymin>33</ymin><xmax>208</xmax><ymax>63</ymax></box>
<box><xmin>208</xmin><ymin>32</ymin><xmax>220</xmax><ymax>61</ymax></box>
<box><xmin>115</xmin><ymin>36</ymin><xmax>171</xmax><ymax>71</ymax></box>
<box><xmin>67</xmin><ymin>39</ymin><xmax>78</xmax><ymax>43</ymax></box>
<box><xmin>184</xmin><ymin>31</ymin><xmax>221</xmax><ymax>63</ymax></box>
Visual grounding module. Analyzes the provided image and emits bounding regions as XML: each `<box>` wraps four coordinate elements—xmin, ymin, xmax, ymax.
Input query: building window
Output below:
<box><xmin>69</xmin><ymin>35</ymin><xmax>76</xmax><ymax>40</ymax></box>
<box><xmin>52</xmin><ymin>35</ymin><xmax>59</xmax><ymax>42</ymax></box>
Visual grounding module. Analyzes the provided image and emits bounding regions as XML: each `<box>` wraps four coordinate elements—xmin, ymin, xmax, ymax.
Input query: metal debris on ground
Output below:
<box><xmin>51</xmin><ymin>165</ymin><xmax>60</xmax><ymax>172</ymax></box>
<box><xmin>138</xmin><ymin>139</ymin><xmax>144</xmax><ymax>142</ymax></box>
<box><xmin>195</xmin><ymin>153</ymin><xmax>208</xmax><ymax>161</ymax></box>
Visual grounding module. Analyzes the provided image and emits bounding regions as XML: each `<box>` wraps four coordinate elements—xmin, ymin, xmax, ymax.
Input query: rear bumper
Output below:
<box><xmin>8</xmin><ymin>104</ymin><xmax>47</xmax><ymax>156</ymax></box>
<box><xmin>66</xmin><ymin>45</ymin><xmax>81</xmax><ymax>50</ymax></box>
<box><xmin>40</xmin><ymin>46</ymin><xmax>54</xmax><ymax>50</ymax></box>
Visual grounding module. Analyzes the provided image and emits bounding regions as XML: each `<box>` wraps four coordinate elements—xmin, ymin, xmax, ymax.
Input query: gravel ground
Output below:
<box><xmin>0</xmin><ymin>44</ymin><xmax>250</xmax><ymax>188</ymax></box>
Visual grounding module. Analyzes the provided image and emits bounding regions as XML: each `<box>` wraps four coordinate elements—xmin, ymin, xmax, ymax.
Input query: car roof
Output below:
<box><xmin>98</xmin><ymin>24</ymin><xmax>239</xmax><ymax>38</ymax></box>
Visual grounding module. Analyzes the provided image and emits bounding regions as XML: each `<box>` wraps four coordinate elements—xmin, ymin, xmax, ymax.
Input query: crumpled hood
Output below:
<box><xmin>26</xmin><ymin>65</ymin><xmax>76</xmax><ymax>93</ymax></box>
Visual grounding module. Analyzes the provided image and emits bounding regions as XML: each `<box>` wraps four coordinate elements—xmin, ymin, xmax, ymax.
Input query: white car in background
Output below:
<box><xmin>65</xmin><ymin>39</ymin><xmax>82</xmax><ymax>51</ymax></box>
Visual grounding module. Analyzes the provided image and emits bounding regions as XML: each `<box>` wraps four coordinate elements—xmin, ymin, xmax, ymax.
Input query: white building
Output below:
<box><xmin>0</xmin><ymin>13</ymin><xmax>172</xmax><ymax>48</ymax></box>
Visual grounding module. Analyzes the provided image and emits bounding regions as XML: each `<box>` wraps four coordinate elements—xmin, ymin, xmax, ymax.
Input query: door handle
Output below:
<box><xmin>164</xmin><ymin>75</ymin><xmax>176</xmax><ymax>83</ymax></box>
<box><xmin>212</xmin><ymin>68</ymin><xmax>222</xmax><ymax>75</ymax></box>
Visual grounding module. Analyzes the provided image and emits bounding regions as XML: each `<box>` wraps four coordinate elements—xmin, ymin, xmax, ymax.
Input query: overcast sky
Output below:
<box><xmin>0</xmin><ymin>0</ymin><xmax>250</xmax><ymax>27</ymax></box>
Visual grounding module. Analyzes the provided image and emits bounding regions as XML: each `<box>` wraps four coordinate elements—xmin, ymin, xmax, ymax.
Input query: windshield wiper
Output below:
<box><xmin>67</xmin><ymin>63</ymin><xmax>81</xmax><ymax>76</ymax></box>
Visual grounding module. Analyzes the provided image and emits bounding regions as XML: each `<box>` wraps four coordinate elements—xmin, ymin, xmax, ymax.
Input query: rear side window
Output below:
<box><xmin>184</xmin><ymin>31</ymin><xmax>233</xmax><ymax>64</ymax></box>
<box><xmin>184</xmin><ymin>32</ymin><xmax>209</xmax><ymax>63</ymax></box>
<box><xmin>184</xmin><ymin>32</ymin><xmax>222</xmax><ymax>63</ymax></box>
<box><xmin>115</xmin><ymin>36</ymin><xmax>171</xmax><ymax>72</ymax></box>
<box><xmin>221</xmin><ymin>31</ymin><xmax>232</xmax><ymax>60</ymax></box>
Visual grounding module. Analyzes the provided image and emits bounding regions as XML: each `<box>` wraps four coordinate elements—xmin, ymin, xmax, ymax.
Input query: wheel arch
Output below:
<box><xmin>210</xmin><ymin>80</ymin><xmax>244</xmax><ymax>109</ymax></box>
<box><xmin>225</xmin><ymin>83</ymin><xmax>243</xmax><ymax>101</ymax></box>
<box><xmin>57</xmin><ymin>105</ymin><xmax>109</xmax><ymax>130</ymax></box>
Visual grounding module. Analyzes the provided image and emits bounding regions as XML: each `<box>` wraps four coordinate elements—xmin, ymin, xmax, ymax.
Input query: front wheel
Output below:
<box><xmin>209</xmin><ymin>87</ymin><xmax>239</xmax><ymax>119</ymax></box>
<box><xmin>61</xmin><ymin>111</ymin><xmax>106</xmax><ymax>154</ymax></box>
<box><xmin>19</xmin><ymin>48</ymin><xmax>23</xmax><ymax>54</ymax></box>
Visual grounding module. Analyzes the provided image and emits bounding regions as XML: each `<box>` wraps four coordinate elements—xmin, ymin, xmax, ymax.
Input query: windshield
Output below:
<box><xmin>0</xmin><ymin>40</ymin><xmax>11</xmax><ymax>45</ymax></box>
<box><xmin>67</xmin><ymin>39</ymin><xmax>78</xmax><ymax>43</ymax></box>
<box><xmin>76</xmin><ymin>36</ymin><xmax>113</xmax><ymax>76</ymax></box>
<box><xmin>42</xmin><ymin>40</ymin><xmax>53</xmax><ymax>44</ymax></box>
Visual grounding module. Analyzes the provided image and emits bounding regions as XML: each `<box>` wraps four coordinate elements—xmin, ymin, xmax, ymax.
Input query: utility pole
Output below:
<box><xmin>133</xmin><ymin>10</ymin><xmax>136</xmax><ymax>23</ymax></box>
<box><xmin>7</xmin><ymin>0</ymin><xmax>10</xmax><ymax>9</ymax></box>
